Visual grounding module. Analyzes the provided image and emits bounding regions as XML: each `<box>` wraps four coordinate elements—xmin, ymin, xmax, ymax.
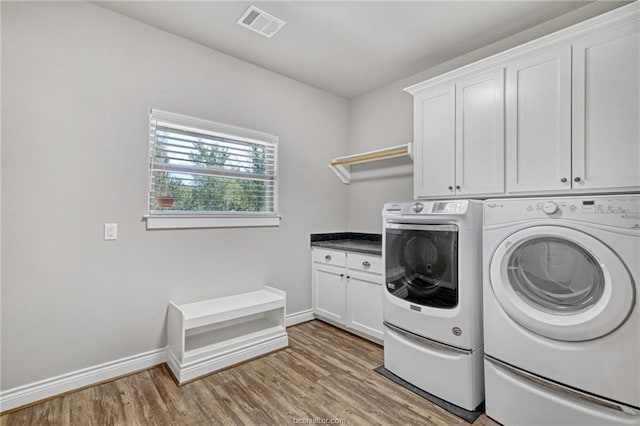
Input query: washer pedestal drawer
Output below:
<box><xmin>485</xmin><ymin>357</ymin><xmax>640</xmax><ymax>426</ymax></box>
<box><xmin>383</xmin><ymin>323</ymin><xmax>484</xmax><ymax>411</ymax></box>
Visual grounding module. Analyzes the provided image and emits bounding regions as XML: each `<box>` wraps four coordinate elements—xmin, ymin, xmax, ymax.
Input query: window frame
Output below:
<box><xmin>145</xmin><ymin>109</ymin><xmax>280</xmax><ymax>230</ymax></box>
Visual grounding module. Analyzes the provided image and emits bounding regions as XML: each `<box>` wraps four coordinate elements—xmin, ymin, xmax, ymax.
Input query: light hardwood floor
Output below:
<box><xmin>1</xmin><ymin>320</ymin><xmax>498</xmax><ymax>425</ymax></box>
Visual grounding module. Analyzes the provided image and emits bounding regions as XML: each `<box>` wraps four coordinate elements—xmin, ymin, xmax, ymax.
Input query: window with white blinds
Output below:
<box><xmin>147</xmin><ymin>110</ymin><xmax>279</xmax><ymax>229</ymax></box>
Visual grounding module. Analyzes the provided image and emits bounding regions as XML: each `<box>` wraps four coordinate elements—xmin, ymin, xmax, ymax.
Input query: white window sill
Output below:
<box><xmin>145</xmin><ymin>215</ymin><xmax>280</xmax><ymax>230</ymax></box>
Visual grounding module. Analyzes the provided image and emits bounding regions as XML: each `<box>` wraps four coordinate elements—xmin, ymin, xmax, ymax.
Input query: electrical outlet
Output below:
<box><xmin>104</xmin><ymin>223</ymin><xmax>118</xmax><ymax>240</ymax></box>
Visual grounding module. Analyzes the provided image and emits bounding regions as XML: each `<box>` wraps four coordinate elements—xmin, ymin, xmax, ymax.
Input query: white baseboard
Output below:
<box><xmin>0</xmin><ymin>309</ymin><xmax>314</xmax><ymax>412</ymax></box>
<box><xmin>286</xmin><ymin>309</ymin><xmax>314</xmax><ymax>327</ymax></box>
<box><xmin>0</xmin><ymin>348</ymin><xmax>166</xmax><ymax>413</ymax></box>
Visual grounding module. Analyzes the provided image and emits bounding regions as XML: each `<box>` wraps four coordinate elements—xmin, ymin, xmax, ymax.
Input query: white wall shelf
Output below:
<box><xmin>329</xmin><ymin>143</ymin><xmax>413</xmax><ymax>184</ymax></box>
<box><xmin>167</xmin><ymin>286</ymin><xmax>288</xmax><ymax>384</ymax></box>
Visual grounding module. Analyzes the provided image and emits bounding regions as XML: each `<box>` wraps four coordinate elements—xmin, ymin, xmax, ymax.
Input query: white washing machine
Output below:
<box><xmin>382</xmin><ymin>200</ymin><xmax>484</xmax><ymax>411</ymax></box>
<box><xmin>483</xmin><ymin>195</ymin><xmax>640</xmax><ymax>426</ymax></box>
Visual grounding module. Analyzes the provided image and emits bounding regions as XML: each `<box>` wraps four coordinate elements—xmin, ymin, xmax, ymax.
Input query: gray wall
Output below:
<box><xmin>345</xmin><ymin>1</ymin><xmax>626</xmax><ymax>233</ymax></box>
<box><xmin>1</xmin><ymin>1</ymin><xmax>348</xmax><ymax>390</ymax></box>
<box><xmin>346</xmin><ymin>84</ymin><xmax>413</xmax><ymax>233</ymax></box>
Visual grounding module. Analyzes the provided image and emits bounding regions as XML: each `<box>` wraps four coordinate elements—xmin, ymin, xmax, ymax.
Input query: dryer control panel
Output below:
<box><xmin>484</xmin><ymin>195</ymin><xmax>640</xmax><ymax>229</ymax></box>
<box><xmin>431</xmin><ymin>201</ymin><xmax>465</xmax><ymax>214</ymax></box>
<box><xmin>383</xmin><ymin>201</ymin><xmax>469</xmax><ymax>215</ymax></box>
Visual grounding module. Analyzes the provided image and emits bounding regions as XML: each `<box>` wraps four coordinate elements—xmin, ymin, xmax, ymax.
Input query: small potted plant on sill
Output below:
<box><xmin>155</xmin><ymin>173</ymin><xmax>176</xmax><ymax>208</ymax></box>
<box><xmin>156</xmin><ymin>195</ymin><xmax>175</xmax><ymax>208</ymax></box>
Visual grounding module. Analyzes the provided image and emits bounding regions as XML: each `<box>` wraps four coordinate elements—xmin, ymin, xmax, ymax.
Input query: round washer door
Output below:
<box><xmin>490</xmin><ymin>226</ymin><xmax>635</xmax><ymax>341</ymax></box>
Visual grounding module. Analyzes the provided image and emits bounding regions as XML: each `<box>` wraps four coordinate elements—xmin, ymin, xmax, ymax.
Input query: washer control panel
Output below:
<box><xmin>581</xmin><ymin>199</ymin><xmax>640</xmax><ymax>215</ymax></box>
<box><xmin>531</xmin><ymin>199</ymin><xmax>638</xmax><ymax>215</ymax></box>
<box><xmin>484</xmin><ymin>196</ymin><xmax>640</xmax><ymax>229</ymax></box>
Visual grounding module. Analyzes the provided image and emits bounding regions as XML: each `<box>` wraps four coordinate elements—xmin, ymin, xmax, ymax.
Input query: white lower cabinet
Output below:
<box><xmin>313</xmin><ymin>263</ymin><xmax>346</xmax><ymax>324</ymax></box>
<box><xmin>312</xmin><ymin>248</ymin><xmax>383</xmax><ymax>343</ymax></box>
<box><xmin>347</xmin><ymin>271</ymin><xmax>383</xmax><ymax>341</ymax></box>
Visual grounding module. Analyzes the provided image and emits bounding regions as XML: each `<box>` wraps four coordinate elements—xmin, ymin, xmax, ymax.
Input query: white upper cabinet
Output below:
<box><xmin>506</xmin><ymin>47</ymin><xmax>572</xmax><ymax>193</ymax></box>
<box><xmin>413</xmin><ymin>84</ymin><xmax>456</xmax><ymax>198</ymax></box>
<box><xmin>572</xmin><ymin>22</ymin><xmax>640</xmax><ymax>192</ymax></box>
<box><xmin>412</xmin><ymin>69</ymin><xmax>505</xmax><ymax>199</ymax></box>
<box><xmin>406</xmin><ymin>2</ymin><xmax>639</xmax><ymax>199</ymax></box>
<box><xmin>456</xmin><ymin>69</ymin><xmax>505</xmax><ymax>196</ymax></box>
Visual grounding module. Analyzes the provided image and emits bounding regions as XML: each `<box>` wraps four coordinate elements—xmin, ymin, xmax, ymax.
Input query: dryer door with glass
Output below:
<box><xmin>385</xmin><ymin>223</ymin><xmax>458</xmax><ymax>309</ymax></box>
<box><xmin>489</xmin><ymin>225</ymin><xmax>635</xmax><ymax>341</ymax></box>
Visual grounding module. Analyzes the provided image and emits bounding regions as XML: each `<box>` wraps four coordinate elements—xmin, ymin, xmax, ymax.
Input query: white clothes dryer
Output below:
<box><xmin>483</xmin><ymin>195</ymin><xmax>640</xmax><ymax>426</ymax></box>
<box><xmin>382</xmin><ymin>200</ymin><xmax>484</xmax><ymax>411</ymax></box>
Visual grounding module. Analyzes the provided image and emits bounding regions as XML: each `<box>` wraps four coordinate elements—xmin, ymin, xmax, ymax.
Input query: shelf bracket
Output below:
<box><xmin>329</xmin><ymin>163</ymin><xmax>351</xmax><ymax>184</ymax></box>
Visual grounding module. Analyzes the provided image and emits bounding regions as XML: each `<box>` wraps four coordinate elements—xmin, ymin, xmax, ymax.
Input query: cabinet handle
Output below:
<box><xmin>340</xmin><ymin>274</ymin><xmax>344</xmax><ymax>278</ymax></box>
<box><xmin>362</xmin><ymin>261</ymin><xmax>371</xmax><ymax>268</ymax></box>
<box><xmin>346</xmin><ymin>276</ymin><xmax>351</xmax><ymax>279</ymax></box>
<box><xmin>456</xmin><ymin>185</ymin><xmax>461</xmax><ymax>190</ymax></box>
<box><xmin>561</xmin><ymin>177</ymin><xmax>567</xmax><ymax>183</ymax></box>
<box><xmin>448</xmin><ymin>186</ymin><xmax>454</xmax><ymax>191</ymax></box>
<box><xmin>325</xmin><ymin>255</ymin><xmax>332</xmax><ymax>261</ymax></box>
<box><xmin>574</xmin><ymin>177</ymin><xmax>582</xmax><ymax>183</ymax></box>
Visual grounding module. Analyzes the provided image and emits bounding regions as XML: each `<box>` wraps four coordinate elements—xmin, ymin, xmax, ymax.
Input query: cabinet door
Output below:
<box><xmin>506</xmin><ymin>46</ymin><xmax>572</xmax><ymax>193</ymax></box>
<box><xmin>346</xmin><ymin>271</ymin><xmax>383</xmax><ymax>341</ymax></box>
<box><xmin>413</xmin><ymin>84</ymin><xmax>456</xmax><ymax>198</ymax></box>
<box><xmin>572</xmin><ymin>22</ymin><xmax>640</xmax><ymax>191</ymax></box>
<box><xmin>455</xmin><ymin>68</ymin><xmax>505</xmax><ymax>196</ymax></box>
<box><xmin>312</xmin><ymin>263</ymin><xmax>346</xmax><ymax>325</ymax></box>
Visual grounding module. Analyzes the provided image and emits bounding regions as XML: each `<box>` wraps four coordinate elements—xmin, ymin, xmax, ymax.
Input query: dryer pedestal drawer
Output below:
<box><xmin>485</xmin><ymin>357</ymin><xmax>640</xmax><ymax>426</ymax></box>
<box><xmin>383</xmin><ymin>323</ymin><xmax>484</xmax><ymax>411</ymax></box>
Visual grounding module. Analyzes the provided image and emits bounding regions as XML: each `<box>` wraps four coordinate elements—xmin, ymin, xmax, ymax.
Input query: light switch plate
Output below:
<box><xmin>104</xmin><ymin>223</ymin><xmax>118</xmax><ymax>240</ymax></box>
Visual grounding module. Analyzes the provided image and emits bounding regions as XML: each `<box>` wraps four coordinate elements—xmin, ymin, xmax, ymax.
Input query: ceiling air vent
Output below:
<box><xmin>237</xmin><ymin>5</ymin><xmax>286</xmax><ymax>38</ymax></box>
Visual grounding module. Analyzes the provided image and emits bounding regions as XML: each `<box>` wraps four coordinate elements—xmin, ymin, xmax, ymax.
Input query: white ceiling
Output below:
<box><xmin>94</xmin><ymin>1</ymin><xmax>628</xmax><ymax>98</ymax></box>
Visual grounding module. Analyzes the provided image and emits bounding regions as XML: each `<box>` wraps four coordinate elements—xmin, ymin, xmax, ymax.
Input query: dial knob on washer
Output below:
<box><xmin>412</xmin><ymin>202</ymin><xmax>424</xmax><ymax>213</ymax></box>
<box><xmin>542</xmin><ymin>202</ymin><xmax>558</xmax><ymax>214</ymax></box>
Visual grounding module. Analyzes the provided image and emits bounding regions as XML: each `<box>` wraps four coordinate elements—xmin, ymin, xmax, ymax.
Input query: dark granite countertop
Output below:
<box><xmin>310</xmin><ymin>232</ymin><xmax>382</xmax><ymax>255</ymax></box>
